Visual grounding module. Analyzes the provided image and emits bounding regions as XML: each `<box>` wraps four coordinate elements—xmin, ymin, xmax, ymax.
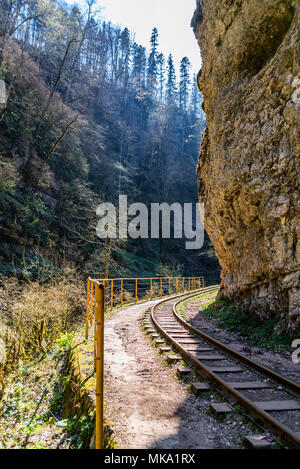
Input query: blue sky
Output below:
<box><xmin>64</xmin><ymin>0</ymin><xmax>202</xmax><ymax>75</ymax></box>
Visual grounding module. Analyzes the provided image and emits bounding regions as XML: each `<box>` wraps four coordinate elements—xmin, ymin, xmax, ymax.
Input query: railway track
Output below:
<box><xmin>144</xmin><ymin>286</ymin><xmax>300</xmax><ymax>448</ymax></box>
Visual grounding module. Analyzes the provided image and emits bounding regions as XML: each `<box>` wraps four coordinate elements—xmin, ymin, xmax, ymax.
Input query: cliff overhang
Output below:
<box><xmin>193</xmin><ymin>0</ymin><xmax>300</xmax><ymax>332</ymax></box>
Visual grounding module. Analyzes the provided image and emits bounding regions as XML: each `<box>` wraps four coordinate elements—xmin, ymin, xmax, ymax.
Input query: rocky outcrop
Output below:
<box><xmin>193</xmin><ymin>0</ymin><xmax>300</xmax><ymax>332</ymax></box>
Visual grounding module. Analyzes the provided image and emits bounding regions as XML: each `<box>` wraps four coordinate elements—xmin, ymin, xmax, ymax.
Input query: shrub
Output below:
<box><xmin>0</xmin><ymin>266</ymin><xmax>85</xmax><ymax>373</ymax></box>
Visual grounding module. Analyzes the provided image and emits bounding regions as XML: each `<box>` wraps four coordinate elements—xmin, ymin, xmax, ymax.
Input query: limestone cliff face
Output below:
<box><xmin>193</xmin><ymin>0</ymin><xmax>300</xmax><ymax>332</ymax></box>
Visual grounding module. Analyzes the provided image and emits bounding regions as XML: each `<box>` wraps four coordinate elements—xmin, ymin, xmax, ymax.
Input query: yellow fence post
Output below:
<box><xmin>121</xmin><ymin>279</ymin><xmax>123</xmax><ymax>306</ymax></box>
<box><xmin>103</xmin><ymin>280</ymin><xmax>106</xmax><ymax>307</ymax></box>
<box><xmin>95</xmin><ymin>283</ymin><xmax>105</xmax><ymax>450</ymax></box>
<box><xmin>160</xmin><ymin>278</ymin><xmax>162</xmax><ymax>297</ymax></box>
<box><xmin>90</xmin><ymin>282</ymin><xmax>94</xmax><ymax>325</ymax></box>
<box><xmin>85</xmin><ymin>278</ymin><xmax>90</xmax><ymax>339</ymax></box>
<box><xmin>135</xmin><ymin>279</ymin><xmax>138</xmax><ymax>303</ymax></box>
<box><xmin>150</xmin><ymin>278</ymin><xmax>153</xmax><ymax>300</ymax></box>
<box><xmin>110</xmin><ymin>280</ymin><xmax>114</xmax><ymax>311</ymax></box>
<box><xmin>188</xmin><ymin>278</ymin><xmax>190</xmax><ymax>291</ymax></box>
<box><xmin>168</xmin><ymin>278</ymin><xmax>171</xmax><ymax>296</ymax></box>
<box><xmin>94</xmin><ymin>291</ymin><xmax>96</xmax><ymax>371</ymax></box>
<box><xmin>182</xmin><ymin>278</ymin><xmax>184</xmax><ymax>292</ymax></box>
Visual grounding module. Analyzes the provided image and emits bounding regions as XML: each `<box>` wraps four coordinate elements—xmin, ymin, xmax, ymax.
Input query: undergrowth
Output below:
<box><xmin>0</xmin><ymin>265</ymin><xmax>85</xmax><ymax>374</ymax></box>
<box><xmin>0</xmin><ymin>332</ymin><xmax>93</xmax><ymax>449</ymax></box>
<box><xmin>199</xmin><ymin>300</ymin><xmax>298</xmax><ymax>351</ymax></box>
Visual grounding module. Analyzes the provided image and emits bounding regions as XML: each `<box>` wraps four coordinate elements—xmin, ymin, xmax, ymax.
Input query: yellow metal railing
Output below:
<box><xmin>88</xmin><ymin>276</ymin><xmax>205</xmax><ymax>314</ymax></box>
<box><xmin>85</xmin><ymin>275</ymin><xmax>205</xmax><ymax>449</ymax></box>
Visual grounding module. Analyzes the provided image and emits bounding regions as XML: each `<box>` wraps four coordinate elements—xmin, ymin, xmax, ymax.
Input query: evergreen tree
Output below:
<box><xmin>179</xmin><ymin>56</ymin><xmax>191</xmax><ymax>111</ymax></box>
<box><xmin>132</xmin><ymin>42</ymin><xmax>146</xmax><ymax>87</ymax></box>
<box><xmin>120</xmin><ymin>27</ymin><xmax>130</xmax><ymax>85</ymax></box>
<box><xmin>147</xmin><ymin>27</ymin><xmax>159</xmax><ymax>93</ymax></box>
<box><xmin>157</xmin><ymin>53</ymin><xmax>165</xmax><ymax>101</ymax></box>
<box><xmin>166</xmin><ymin>54</ymin><xmax>177</xmax><ymax>103</ymax></box>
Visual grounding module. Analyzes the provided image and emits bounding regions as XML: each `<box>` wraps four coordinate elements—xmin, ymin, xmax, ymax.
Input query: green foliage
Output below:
<box><xmin>0</xmin><ymin>253</ymin><xmax>61</xmax><ymax>280</ymax></box>
<box><xmin>0</xmin><ymin>331</ymin><xmax>95</xmax><ymax>449</ymax></box>
<box><xmin>112</xmin><ymin>250</ymin><xmax>158</xmax><ymax>277</ymax></box>
<box><xmin>200</xmin><ymin>301</ymin><xmax>298</xmax><ymax>351</ymax></box>
<box><xmin>0</xmin><ymin>334</ymin><xmax>68</xmax><ymax>448</ymax></box>
<box><xmin>55</xmin><ymin>333</ymin><xmax>74</xmax><ymax>351</ymax></box>
<box><xmin>65</xmin><ymin>413</ymin><xmax>95</xmax><ymax>449</ymax></box>
<box><xmin>0</xmin><ymin>187</ymin><xmax>55</xmax><ymax>241</ymax></box>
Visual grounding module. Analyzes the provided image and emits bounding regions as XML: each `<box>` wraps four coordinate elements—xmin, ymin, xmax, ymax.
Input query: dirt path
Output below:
<box><xmin>104</xmin><ymin>298</ymin><xmax>251</xmax><ymax>449</ymax></box>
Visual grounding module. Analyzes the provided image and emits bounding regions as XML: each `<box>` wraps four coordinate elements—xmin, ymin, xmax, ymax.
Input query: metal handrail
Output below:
<box><xmin>87</xmin><ymin>276</ymin><xmax>205</xmax><ymax>313</ymax></box>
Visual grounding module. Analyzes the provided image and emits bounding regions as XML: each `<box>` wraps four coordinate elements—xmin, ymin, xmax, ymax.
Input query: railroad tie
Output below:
<box><xmin>167</xmin><ymin>355</ymin><xmax>181</xmax><ymax>363</ymax></box>
<box><xmin>243</xmin><ymin>435</ymin><xmax>272</xmax><ymax>450</ymax></box>
<box><xmin>208</xmin><ymin>366</ymin><xmax>243</xmax><ymax>373</ymax></box>
<box><xmin>210</xmin><ymin>403</ymin><xmax>232</xmax><ymax>420</ymax></box>
<box><xmin>228</xmin><ymin>382</ymin><xmax>272</xmax><ymax>390</ymax></box>
<box><xmin>159</xmin><ymin>347</ymin><xmax>172</xmax><ymax>353</ymax></box>
<box><xmin>253</xmin><ymin>401</ymin><xmax>300</xmax><ymax>412</ymax></box>
<box><xmin>194</xmin><ymin>354</ymin><xmax>226</xmax><ymax>361</ymax></box>
<box><xmin>177</xmin><ymin>367</ymin><xmax>192</xmax><ymax>378</ymax></box>
<box><xmin>164</xmin><ymin>332</ymin><xmax>190</xmax><ymax>336</ymax></box>
<box><xmin>191</xmin><ymin>382</ymin><xmax>210</xmax><ymax>396</ymax></box>
<box><xmin>187</xmin><ymin>347</ymin><xmax>213</xmax><ymax>352</ymax></box>
<box><xmin>176</xmin><ymin>339</ymin><xmax>203</xmax><ymax>344</ymax></box>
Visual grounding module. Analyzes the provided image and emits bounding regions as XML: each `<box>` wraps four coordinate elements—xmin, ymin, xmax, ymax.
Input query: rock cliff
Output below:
<box><xmin>193</xmin><ymin>0</ymin><xmax>300</xmax><ymax>332</ymax></box>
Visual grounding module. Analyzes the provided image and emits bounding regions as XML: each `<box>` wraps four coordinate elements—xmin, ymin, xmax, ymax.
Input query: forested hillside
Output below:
<box><xmin>0</xmin><ymin>0</ymin><xmax>219</xmax><ymax>281</ymax></box>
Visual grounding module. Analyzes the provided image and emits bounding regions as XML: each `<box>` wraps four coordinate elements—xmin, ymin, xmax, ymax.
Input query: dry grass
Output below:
<box><xmin>0</xmin><ymin>266</ymin><xmax>85</xmax><ymax>373</ymax></box>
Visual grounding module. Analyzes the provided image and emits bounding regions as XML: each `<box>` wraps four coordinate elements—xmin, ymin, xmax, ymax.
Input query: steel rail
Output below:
<box><xmin>150</xmin><ymin>291</ymin><xmax>300</xmax><ymax>448</ymax></box>
<box><xmin>173</xmin><ymin>299</ymin><xmax>300</xmax><ymax>395</ymax></box>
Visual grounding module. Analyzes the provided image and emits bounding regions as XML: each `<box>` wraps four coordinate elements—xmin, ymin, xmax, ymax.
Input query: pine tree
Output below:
<box><xmin>120</xmin><ymin>27</ymin><xmax>130</xmax><ymax>85</ymax></box>
<box><xmin>157</xmin><ymin>53</ymin><xmax>165</xmax><ymax>101</ymax></box>
<box><xmin>179</xmin><ymin>56</ymin><xmax>191</xmax><ymax>111</ymax></box>
<box><xmin>166</xmin><ymin>54</ymin><xmax>177</xmax><ymax>103</ymax></box>
<box><xmin>132</xmin><ymin>42</ymin><xmax>146</xmax><ymax>87</ymax></box>
<box><xmin>147</xmin><ymin>27</ymin><xmax>159</xmax><ymax>93</ymax></box>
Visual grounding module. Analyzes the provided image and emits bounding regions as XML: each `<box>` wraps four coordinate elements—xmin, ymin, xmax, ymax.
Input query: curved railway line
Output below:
<box><xmin>144</xmin><ymin>286</ymin><xmax>300</xmax><ymax>449</ymax></box>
